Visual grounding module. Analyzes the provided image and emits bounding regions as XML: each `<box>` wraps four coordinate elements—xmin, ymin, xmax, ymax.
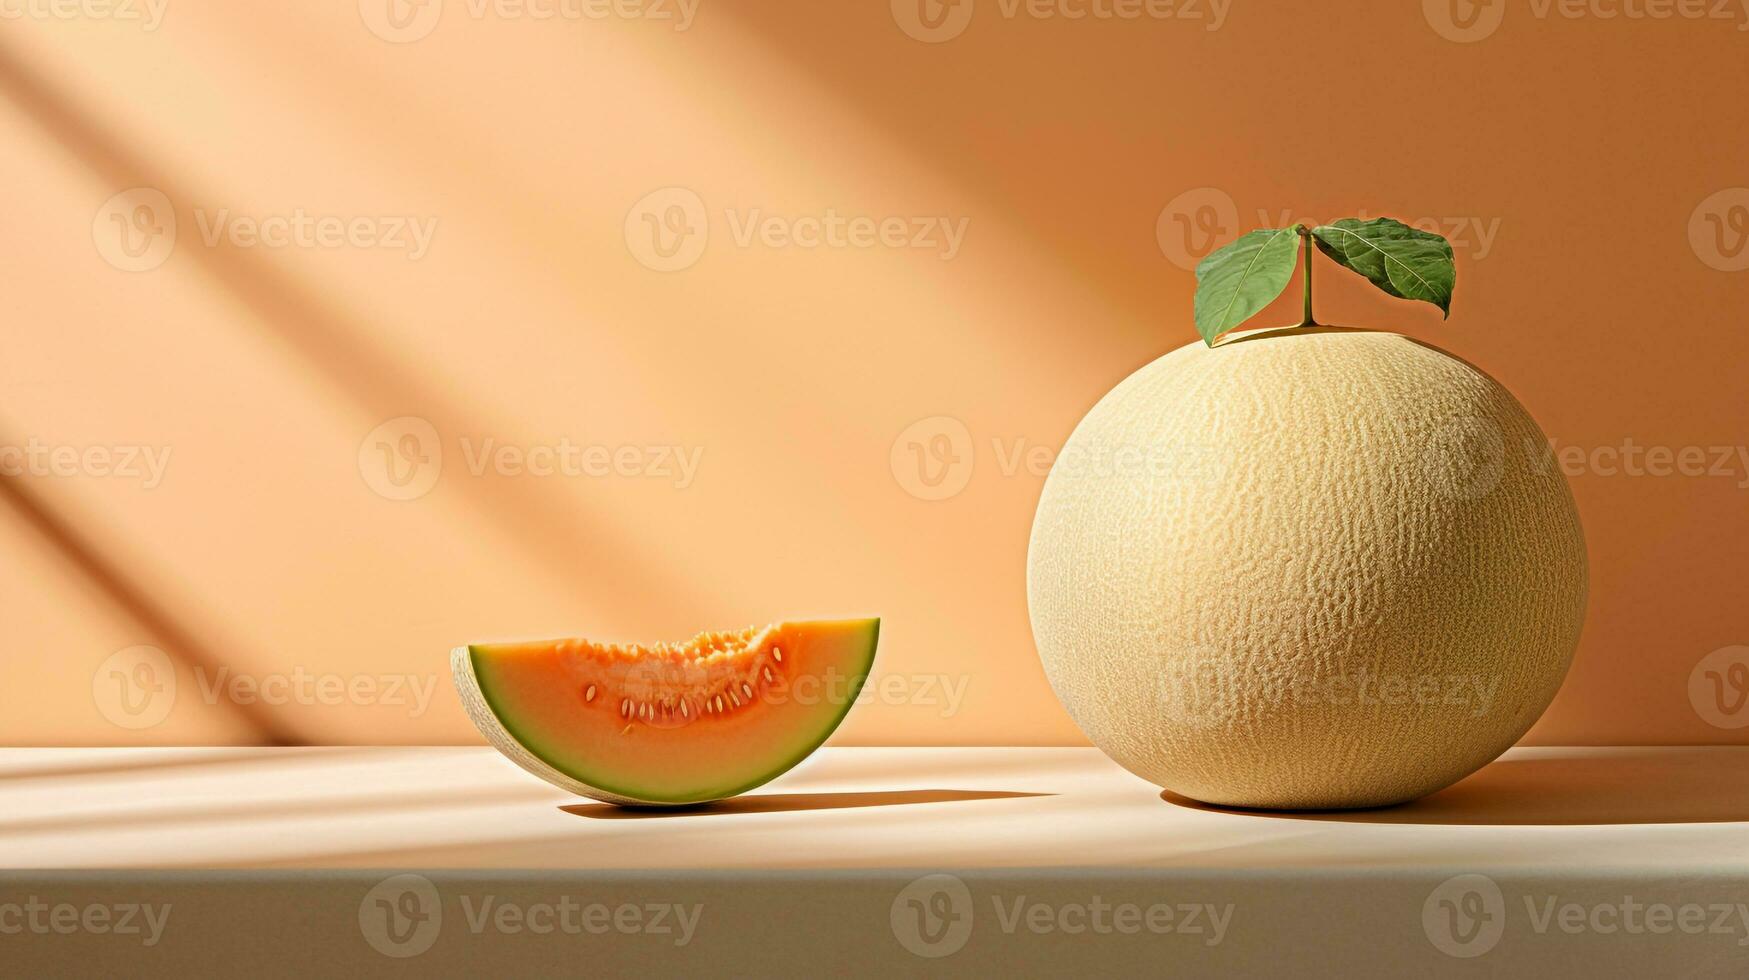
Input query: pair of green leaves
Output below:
<box><xmin>1192</xmin><ymin>217</ymin><xmax>1456</xmax><ymax>346</ymax></box>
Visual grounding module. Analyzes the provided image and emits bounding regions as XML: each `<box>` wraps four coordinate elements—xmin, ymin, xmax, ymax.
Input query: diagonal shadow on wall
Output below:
<box><xmin>0</xmin><ymin>44</ymin><xmax>701</xmax><ymax>660</ymax></box>
<box><xmin>0</xmin><ymin>464</ymin><xmax>303</xmax><ymax>744</ymax></box>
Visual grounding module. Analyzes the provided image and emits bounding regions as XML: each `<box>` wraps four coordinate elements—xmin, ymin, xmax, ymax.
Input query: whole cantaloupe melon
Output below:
<box><xmin>1027</xmin><ymin>326</ymin><xmax>1587</xmax><ymax>809</ymax></box>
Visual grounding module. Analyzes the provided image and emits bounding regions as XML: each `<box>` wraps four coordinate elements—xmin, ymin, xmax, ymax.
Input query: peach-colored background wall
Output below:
<box><xmin>1</xmin><ymin>1</ymin><xmax>1745</xmax><ymax>746</ymax></box>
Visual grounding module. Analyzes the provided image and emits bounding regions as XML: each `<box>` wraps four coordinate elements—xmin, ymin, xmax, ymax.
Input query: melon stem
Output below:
<box><xmin>1297</xmin><ymin>224</ymin><xmax>1319</xmax><ymax>328</ymax></box>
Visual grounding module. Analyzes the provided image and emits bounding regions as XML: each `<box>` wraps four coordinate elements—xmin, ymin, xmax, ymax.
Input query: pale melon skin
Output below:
<box><xmin>1027</xmin><ymin>327</ymin><xmax>1588</xmax><ymax>809</ymax></box>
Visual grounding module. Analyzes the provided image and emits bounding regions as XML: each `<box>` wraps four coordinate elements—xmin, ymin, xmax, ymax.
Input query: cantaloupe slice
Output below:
<box><xmin>452</xmin><ymin>619</ymin><xmax>879</xmax><ymax>805</ymax></box>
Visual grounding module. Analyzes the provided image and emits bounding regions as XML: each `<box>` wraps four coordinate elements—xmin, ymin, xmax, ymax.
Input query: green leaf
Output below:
<box><xmin>1311</xmin><ymin>217</ymin><xmax>1455</xmax><ymax>317</ymax></box>
<box><xmin>1192</xmin><ymin>227</ymin><xmax>1301</xmax><ymax>345</ymax></box>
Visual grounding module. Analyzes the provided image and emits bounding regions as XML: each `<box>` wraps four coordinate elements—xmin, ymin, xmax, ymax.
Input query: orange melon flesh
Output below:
<box><xmin>452</xmin><ymin>619</ymin><xmax>879</xmax><ymax>805</ymax></box>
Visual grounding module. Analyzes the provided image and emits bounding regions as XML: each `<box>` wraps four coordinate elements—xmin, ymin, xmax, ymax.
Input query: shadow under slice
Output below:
<box><xmin>562</xmin><ymin>789</ymin><xmax>1050</xmax><ymax>819</ymax></box>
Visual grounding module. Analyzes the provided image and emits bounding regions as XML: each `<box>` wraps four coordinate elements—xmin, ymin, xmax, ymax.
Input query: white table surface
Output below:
<box><xmin>3</xmin><ymin>746</ymin><xmax>1746</xmax><ymax>977</ymax></box>
<box><xmin>2</xmin><ymin>745</ymin><xmax>1746</xmax><ymax>871</ymax></box>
